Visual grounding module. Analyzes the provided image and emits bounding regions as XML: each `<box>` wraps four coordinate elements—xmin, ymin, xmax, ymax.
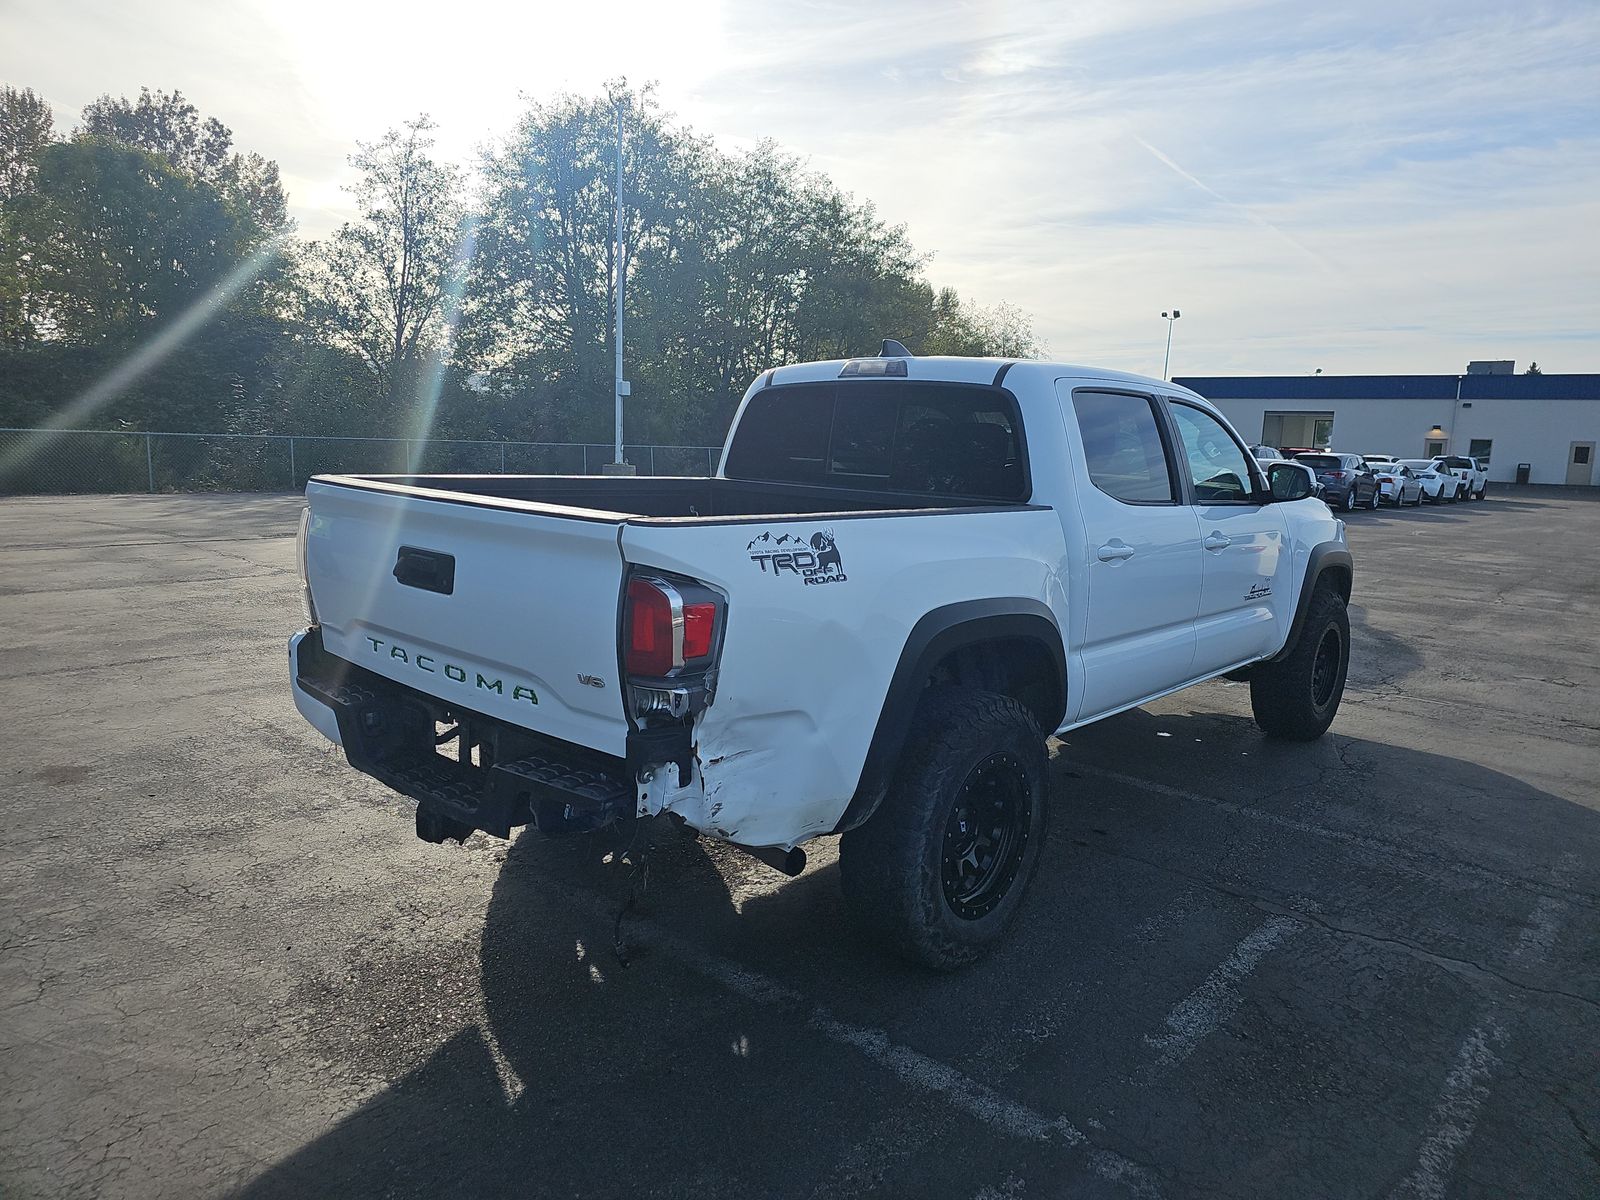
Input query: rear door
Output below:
<box><xmin>1165</xmin><ymin>400</ymin><xmax>1293</xmax><ymax>673</ymax></box>
<box><xmin>1059</xmin><ymin>386</ymin><xmax>1202</xmax><ymax>720</ymax></box>
<box><xmin>303</xmin><ymin>480</ymin><xmax>631</xmax><ymax>755</ymax></box>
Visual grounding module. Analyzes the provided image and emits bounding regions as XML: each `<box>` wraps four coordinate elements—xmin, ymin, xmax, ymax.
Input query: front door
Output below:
<box><xmin>1567</xmin><ymin>442</ymin><xmax>1595</xmax><ymax>487</ymax></box>
<box><xmin>1166</xmin><ymin>400</ymin><xmax>1293</xmax><ymax>673</ymax></box>
<box><xmin>1060</xmin><ymin>387</ymin><xmax>1202</xmax><ymax>721</ymax></box>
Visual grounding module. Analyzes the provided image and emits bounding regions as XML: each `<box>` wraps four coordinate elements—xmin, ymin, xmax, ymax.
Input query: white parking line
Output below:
<box><xmin>1142</xmin><ymin>916</ymin><xmax>1299</xmax><ymax>1073</ymax></box>
<box><xmin>1387</xmin><ymin>1017</ymin><xmax>1507</xmax><ymax>1200</ymax></box>
<box><xmin>1509</xmin><ymin>895</ymin><xmax>1567</xmax><ymax>969</ymax></box>
<box><xmin>544</xmin><ymin>880</ymin><xmax>1163</xmax><ymax>1195</ymax></box>
<box><xmin>1388</xmin><ymin>890</ymin><xmax>1568</xmax><ymax>1200</ymax></box>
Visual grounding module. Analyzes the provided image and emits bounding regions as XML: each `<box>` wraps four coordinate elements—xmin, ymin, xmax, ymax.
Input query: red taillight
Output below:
<box><xmin>1329</xmin><ymin>470</ymin><xmax>1347</xmax><ymax>480</ymax></box>
<box><xmin>683</xmin><ymin>602</ymin><xmax>715</xmax><ymax>661</ymax></box>
<box><xmin>626</xmin><ymin>577</ymin><xmax>674</xmax><ymax>676</ymax></box>
<box><xmin>626</xmin><ymin>576</ymin><xmax>720</xmax><ymax>677</ymax></box>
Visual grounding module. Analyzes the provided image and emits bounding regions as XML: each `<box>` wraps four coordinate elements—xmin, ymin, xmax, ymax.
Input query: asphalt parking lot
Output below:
<box><xmin>2</xmin><ymin>488</ymin><xmax>1598</xmax><ymax>1199</ymax></box>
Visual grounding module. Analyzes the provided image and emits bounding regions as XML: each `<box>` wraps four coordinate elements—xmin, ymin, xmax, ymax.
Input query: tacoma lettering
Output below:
<box><xmin>361</xmin><ymin>638</ymin><xmax>537</xmax><ymax>704</ymax></box>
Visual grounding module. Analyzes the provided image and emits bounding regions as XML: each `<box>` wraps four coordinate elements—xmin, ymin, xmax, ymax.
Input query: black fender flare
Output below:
<box><xmin>1271</xmin><ymin>541</ymin><xmax>1353</xmax><ymax>662</ymax></box>
<box><xmin>831</xmin><ymin>598</ymin><xmax>1066</xmax><ymax>835</ymax></box>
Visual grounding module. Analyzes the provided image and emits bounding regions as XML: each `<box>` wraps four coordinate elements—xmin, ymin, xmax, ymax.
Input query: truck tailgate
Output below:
<box><xmin>303</xmin><ymin>481</ymin><xmax>629</xmax><ymax>756</ymax></box>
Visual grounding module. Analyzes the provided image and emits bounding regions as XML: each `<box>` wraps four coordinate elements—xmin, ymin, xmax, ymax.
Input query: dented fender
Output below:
<box><xmin>635</xmin><ymin>707</ymin><xmax>851</xmax><ymax>850</ymax></box>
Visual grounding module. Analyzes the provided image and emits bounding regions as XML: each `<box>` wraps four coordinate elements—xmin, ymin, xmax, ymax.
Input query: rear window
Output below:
<box><xmin>724</xmin><ymin>382</ymin><xmax>1027</xmax><ymax>501</ymax></box>
<box><xmin>1443</xmin><ymin>457</ymin><xmax>1472</xmax><ymax>469</ymax></box>
<box><xmin>1296</xmin><ymin>454</ymin><xmax>1340</xmax><ymax>469</ymax></box>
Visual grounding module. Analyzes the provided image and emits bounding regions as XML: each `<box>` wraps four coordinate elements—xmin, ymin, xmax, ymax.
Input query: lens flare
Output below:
<box><xmin>0</xmin><ymin>237</ymin><xmax>286</xmax><ymax>485</ymax></box>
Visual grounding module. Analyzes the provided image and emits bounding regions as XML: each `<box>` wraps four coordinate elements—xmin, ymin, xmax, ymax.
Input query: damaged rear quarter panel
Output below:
<box><xmin>621</xmin><ymin>508</ymin><xmax>1066</xmax><ymax>849</ymax></box>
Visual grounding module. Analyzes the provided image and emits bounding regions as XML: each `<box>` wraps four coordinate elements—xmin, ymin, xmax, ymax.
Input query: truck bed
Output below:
<box><xmin>314</xmin><ymin>473</ymin><xmax>1038</xmax><ymax>522</ymax></box>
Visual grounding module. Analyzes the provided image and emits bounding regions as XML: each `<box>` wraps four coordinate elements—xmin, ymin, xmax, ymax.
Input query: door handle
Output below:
<box><xmin>1203</xmin><ymin>531</ymin><xmax>1232</xmax><ymax>552</ymax></box>
<box><xmin>1096</xmin><ymin>541</ymin><xmax>1136</xmax><ymax>562</ymax></box>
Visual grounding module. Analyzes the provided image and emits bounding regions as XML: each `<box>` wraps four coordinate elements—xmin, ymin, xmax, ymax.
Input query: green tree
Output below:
<box><xmin>79</xmin><ymin>87</ymin><xmax>288</xmax><ymax>238</ymax></box>
<box><xmin>463</xmin><ymin>85</ymin><xmax>1035</xmax><ymax>447</ymax></box>
<box><xmin>1</xmin><ymin>85</ymin><xmax>53</xmax><ymax>204</ymax></box>
<box><xmin>0</xmin><ymin>86</ymin><xmax>55</xmax><ymax>344</ymax></box>
<box><xmin>12</xmin><ymin>138</ymin><xmax>258</xmax><ymax>342</ymax></box>
<box><xmin>463</xmin><ymin>85</ymin><xmax>698</xmax><ymax>441</ymax></box>
<box><xmin>301</xmin><ymin>116</ymin><xmax>467</xmax><ymax>406</ymax></box>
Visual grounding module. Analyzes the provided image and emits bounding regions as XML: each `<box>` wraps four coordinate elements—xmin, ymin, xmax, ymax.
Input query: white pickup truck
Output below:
<box><xmin>289</xmin><ymin>349</ymin><xmax>1353</xmax><ymax>967</ymax></box>
<box><xmin>1430</xmin><ymin>455</ymin><xmax>1489</xmax><ymax>501</ymax></box>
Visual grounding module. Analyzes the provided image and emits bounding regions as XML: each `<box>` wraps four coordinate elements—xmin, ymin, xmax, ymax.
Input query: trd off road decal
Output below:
<box><xmin>746</xmin><ymin>530</ymin><xmax>848</xmax><ymax>585</ymax></box>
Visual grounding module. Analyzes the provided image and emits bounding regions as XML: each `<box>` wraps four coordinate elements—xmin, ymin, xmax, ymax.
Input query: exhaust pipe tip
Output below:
<box><xmin>735</xmin><ymin>843</ymin><xmax>807</xmax><ymax>877</ymax></box>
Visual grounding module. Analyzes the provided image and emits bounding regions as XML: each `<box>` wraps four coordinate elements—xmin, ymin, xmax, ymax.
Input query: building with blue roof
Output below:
<box><xmin>1174</xmin><ymin>366</ymin><xmax>1600</xmax><ymax>486</ymax></box>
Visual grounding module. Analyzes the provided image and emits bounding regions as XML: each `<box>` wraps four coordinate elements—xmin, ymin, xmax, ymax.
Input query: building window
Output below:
<box><xmin>1425</xmin><ymin>439</ymin><xmax>1446</xmax><ymax>457</ymax></box>
<box><xmin>1468</xmin><ymin>438</ymin><xmax>1492</xmax><ymax>464</ymax></box>
<box><xmin>1261</xmin><ymin>410</ymin><xmax>1334</xmax><ymax>452</ymax></box>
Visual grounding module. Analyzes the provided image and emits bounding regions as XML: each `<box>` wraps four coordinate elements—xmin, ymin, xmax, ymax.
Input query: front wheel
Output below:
<box><xmin>1249</xmin><ymin>586</ymin><xmax>1350</xmax><ymax>741</ymax></box>
<box><xmin>840</xmin><ymin>687</ymin><xmax>1047</xmax><ymax>970</ymax></box>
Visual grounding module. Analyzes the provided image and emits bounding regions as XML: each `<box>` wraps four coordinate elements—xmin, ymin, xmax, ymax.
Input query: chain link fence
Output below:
<box><xmin>0</xmin><ymin>429</ymin><xmax>725</xmax><ymax>495</ymax></box>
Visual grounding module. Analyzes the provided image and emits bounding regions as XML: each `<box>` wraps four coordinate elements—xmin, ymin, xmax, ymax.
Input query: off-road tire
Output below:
<box><xmin>840</xmin><ymin>687</ymin><xmax>1047</xmax><ymax>970</ymax></box>
<box><xmin>1249</xmin><ymin>585</ymin><xmax>1350</xmax><ymax>741</ymax></box>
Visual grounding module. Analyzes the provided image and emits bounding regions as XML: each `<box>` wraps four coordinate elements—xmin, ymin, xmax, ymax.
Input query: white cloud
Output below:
<box><xmin>3</xmin><ymin>0</ymin><xmax>1597</xmax><ymax>373</ymax></box>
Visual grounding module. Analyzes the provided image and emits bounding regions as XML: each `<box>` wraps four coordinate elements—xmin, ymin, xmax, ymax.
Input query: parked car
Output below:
<box><xmin>1430</xmin><ymin>455</ymin><xmax>1489</xmax><ymax>500</ymax></box>
<box><xmin>1372</xmin><ymin>461</ymin><xmax>1423</xmax><ymax>506</ymax></box>
<box><xmin>1249</xmin><ymin>444</ymin><xmax>1283</xmax><ymax>462</ymax></box>
<box><xmin>1294</xmin><ymin>452</ymin><xmax>1380</xmax><ymax>511</ymax></box>
<box><xmin>288</xmin><ymin>349</ymin><xmax>1353</xmax><ymax>968</ymax></box>
<box><xmin>1362</xmin><ymin>454</ymin><xmax>1399</xmax><ymax>468</ymax></box>
<box><xmin>1399</xmin><ymin>459</ymin><xmax>1458</xmax><ymax>503</ymax></box>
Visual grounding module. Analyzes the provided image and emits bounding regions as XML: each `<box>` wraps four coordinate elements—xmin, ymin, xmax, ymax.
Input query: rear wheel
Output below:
<box><xmin>1343</xmin><ymin>487</ymin><xmax>1356</xmax><ymax>512</ymax></box>
<box><xmin>1249</xmin><ymin>585</ymin><xmax>1349</xmax><ymax>741</ymax></box>
<box><xmin>1367</xmin><ymin>486</ymin><xmax>1381</xmax><ymax>509</ymax></box>
<box><xmin>840</xmin><ymin>687</ymin><xmax>1047</xmax><ymax>970</ymax></box>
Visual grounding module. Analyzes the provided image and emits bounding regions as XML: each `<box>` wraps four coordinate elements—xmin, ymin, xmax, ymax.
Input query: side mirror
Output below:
<box><xmin>1267</xmin><ymin>462</ymin><xmax>1313</xmax><ymax>501</ymax></box>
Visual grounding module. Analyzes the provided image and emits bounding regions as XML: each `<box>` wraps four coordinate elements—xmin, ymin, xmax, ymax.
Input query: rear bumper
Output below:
<box><xmin>289</xmin><ymin>627</ymin><xmax>632</xmax><ymax>840</ymax></box>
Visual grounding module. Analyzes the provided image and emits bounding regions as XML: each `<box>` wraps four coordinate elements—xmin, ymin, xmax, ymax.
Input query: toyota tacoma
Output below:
<box><xmin>289</xmin><ymin>347</ymin><xmax>1352</xmax><ymax>967</ymax></box>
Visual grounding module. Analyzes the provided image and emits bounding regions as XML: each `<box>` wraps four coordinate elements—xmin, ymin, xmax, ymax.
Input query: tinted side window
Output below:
<box><xmin>1170</xmin><ymin>403</ymin><xmax>1255</xmax><ymax>503</ymax></box>
<box><xmin>1071</xmin><ymin>391</ymin><xmax>1176</xmax><ymax>504</ymax></box>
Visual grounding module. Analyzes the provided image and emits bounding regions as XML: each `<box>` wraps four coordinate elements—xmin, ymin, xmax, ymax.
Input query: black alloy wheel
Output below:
<box><xmin>941</xmin><ymin>753</ymin><xmax>1032</xmax><ymax>921</ymax></box>
<box><xmin>840</xmin><ymin>687</ymin><xmax>1048</xmax><ymax>969</ymax></box>
<box><xmin>1311</xmin><ymin>624</ymin><xmax>1343</xmax><ymax>709</ymax></box>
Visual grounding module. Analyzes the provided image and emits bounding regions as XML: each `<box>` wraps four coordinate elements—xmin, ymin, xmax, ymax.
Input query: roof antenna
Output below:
<box><xmin>880</xmin><ymin>339</ymin><xmax>914</xmax><ymax>358</ymax></box>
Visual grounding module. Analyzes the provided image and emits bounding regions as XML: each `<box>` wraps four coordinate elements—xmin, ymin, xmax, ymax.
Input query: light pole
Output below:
<box><xmin>609</xmin><ymin>102</ymin><xmax>632</xmax><ymax>473</ymax></box>
<box><xmin>1161</xmin><ymin>309</ymin><xmax>1181</xmax><ymax>380</ymax></box>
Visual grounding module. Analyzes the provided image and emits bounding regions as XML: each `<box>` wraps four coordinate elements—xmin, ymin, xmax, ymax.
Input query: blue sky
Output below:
<box><xmin>5</xmin><ymin>0</ymin><xmax>1597</xmax><ymax>375</ymax></box>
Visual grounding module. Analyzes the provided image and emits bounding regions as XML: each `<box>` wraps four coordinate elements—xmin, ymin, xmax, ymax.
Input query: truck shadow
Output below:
<box><xmin>237</xmin><ymin>709</ymin><xmax>1600</xmax><ymax>1199</ymax></box>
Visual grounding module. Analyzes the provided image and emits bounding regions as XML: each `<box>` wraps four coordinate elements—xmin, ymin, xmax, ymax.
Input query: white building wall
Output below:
<box><xmin>1206</xmin><ymin>395</ymin><xmax>1599</xmax><ymax>484</ymax></box>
